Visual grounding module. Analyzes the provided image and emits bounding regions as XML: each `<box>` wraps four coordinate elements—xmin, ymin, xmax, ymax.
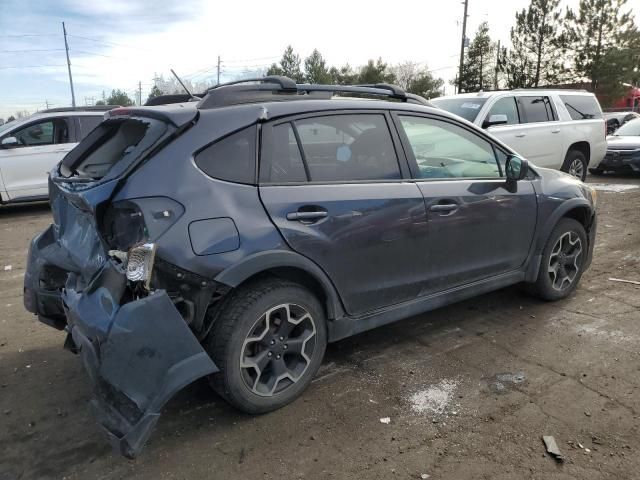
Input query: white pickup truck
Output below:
<box><xmin>431</xmin><ymin>90</ymin><xmax>607</xmax><ymax>181</ymax></box>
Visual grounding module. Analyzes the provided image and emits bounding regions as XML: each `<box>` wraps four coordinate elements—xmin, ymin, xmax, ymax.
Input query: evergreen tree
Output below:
<box><xmin>266</xmin><ymin>45</ymin><xmax>304</xmax><ymax>82</ymax></box>
<box><xmin>505</xmin><ymin>0</ymin><xmax>566</xmax><ymax>88</ymax></box>
<box><xmin>458</xmin><ymin>22</ymin><xmax>496</xmax><ymax>92</ymax></box>
<box><xmin>304</xmin><ymin>49</ymin><xmax>332</xmax><ymax>84</ymax></box>
<box><xmin>105</xmin><ymin>89</ymin><xmax>134</xmax><ymax>106</ymax></box>
<box><xmin>357</xmin><ymin>58</ymin><xmax>396</xmax><ymax>85</ymax></box>
<box><xmin>565</xmin><ymin>0</ymin><xmax>638</xmax><ymax>92</ymax></box>
<box><xmin>146</xmin><ymin>85</ymin><xmax>163</xmax><ymax>103</ymax></box>
<box><xmin>329</xmin><ymin>64</ymin><xmax>359</xmax><ymax>84</ymax></box>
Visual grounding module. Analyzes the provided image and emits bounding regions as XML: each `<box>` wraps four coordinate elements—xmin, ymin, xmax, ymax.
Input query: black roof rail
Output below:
<box><xmin>197</xmin><ymin>76</ymin><xmax>431</xmax><ymax>109</ymax></box>
<box><xmin>40</xmin><ymin>105</ymin><xmax>120</xmax><ymax>113</ymax></box>
<box><xmin>145</xmin><ymin>94</ymin><xmax>206</xmax><ymax>106</ymax></box>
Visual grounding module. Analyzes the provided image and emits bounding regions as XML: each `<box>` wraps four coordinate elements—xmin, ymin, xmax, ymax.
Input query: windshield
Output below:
<box><xmin>430</xmin><ymin>97</ymin><xmax>488</xmax><ymax>122</ymax></box>
<box><xmin>0</xmin><ymin>120</ymin><xmax>17</xmax><ymax>136</ymax></box>
<box><xmin>614</xmin><ymin>118</ymin><xmax>640</xmax><ymax>137</ymax></box>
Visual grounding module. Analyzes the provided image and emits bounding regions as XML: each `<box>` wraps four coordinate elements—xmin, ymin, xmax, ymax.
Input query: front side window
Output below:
<box><xmin>292</xmin><ymin>114</ymin><xmax>401</xmax><ymax>182</ymax></box>
<box><xmin>399</xmin><ymin>116</ymin><xmax>501</xmax><ymax>179</ymax></box>
<box><xmin>484</xmin><ymin>97</ymin><xmax>520</xmax><ymax>127</ymax></box>
<box><xmin>519</xmin><ymin>96</ymin><xmax>556</xmax><ymax>123</ymax></box>
<box><xmin>13</xmin><ymin>120</ymin><xmax>55</xmax><ymax>146</ymax></box>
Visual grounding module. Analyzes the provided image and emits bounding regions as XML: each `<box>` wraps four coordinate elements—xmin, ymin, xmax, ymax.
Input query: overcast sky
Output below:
<box><xmin>1</xmin><ymin>0</ymin><xmax>639</xmax><ymax>119</ymax></box>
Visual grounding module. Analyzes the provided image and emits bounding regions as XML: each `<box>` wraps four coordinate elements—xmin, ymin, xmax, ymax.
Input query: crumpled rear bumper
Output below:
<box><xmin>24</xmin><ymin>219</ymin><xmax>218</xmax><ymax>458</ymax></box>
<box><xmin>63</xmin><ymin>273</ymin><xmax>218</xmax><ymax>458</ymax></box>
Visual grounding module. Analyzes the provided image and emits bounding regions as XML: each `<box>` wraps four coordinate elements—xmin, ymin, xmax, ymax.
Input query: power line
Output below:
<box><xmin>0</xmin><ymin>49</ymin><xmax>65</xmax><ymax>53</ymax></box>
<box><xmin>0</xmin><ymin>64</ymin><xmax>66</xmax><ymax>69</ymax></box>
<box><xmin>0</xmin><ymin>34</ymin><xmax>58</xmax><ymax>38</ymax></box>
<box><xmin>68</xmin><ymin>34</ymin><xmax>150</xmax><ymax>51</ymax></box>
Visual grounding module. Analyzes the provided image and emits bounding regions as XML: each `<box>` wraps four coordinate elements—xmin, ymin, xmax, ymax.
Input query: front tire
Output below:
<box><xmin>530</xmin><ymin>218</ymin><xmax>587</xmax><ymax>301</ymax></box>
<box><xmin>206</xmin><ymin>278</ymin><xmax>327</xmax><ymax>414</ymax></box>
<box><xmin>561</xmin><ymin>150</ymin><xmax>588</xmax><ymax>181</ymax></box>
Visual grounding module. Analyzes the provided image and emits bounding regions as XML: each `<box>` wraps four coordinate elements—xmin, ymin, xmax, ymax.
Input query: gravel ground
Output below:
<box><xmin>0</xmin><ymin>174</ymin><xmax>639</xmax><ymax>480</ymax></box>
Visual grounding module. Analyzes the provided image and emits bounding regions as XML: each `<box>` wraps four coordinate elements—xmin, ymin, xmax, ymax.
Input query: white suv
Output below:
<box><xmin>431</xmin><ymin>90</ymin><xmax>607</xmax><ymax>181</ymax></box>
<box><xmin>0</xmin><ymin>107</ymin><xmax>112</xmax><ymax>203</ymax></box>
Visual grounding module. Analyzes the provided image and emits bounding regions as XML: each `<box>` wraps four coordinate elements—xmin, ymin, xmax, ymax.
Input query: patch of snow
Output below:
<box><xmin>379</xmin><ymin>417</ymin><xmax>391</xmax><ymax>424</ymax></box>
<box><xmin>409</xmin><ymin>379</ymin><xmax>459</xmax><ymax>415</ymax></box>
<box><xmin>590</xmin><ymin>183</ymin><xmax>639</xmax><ymax>193</ymax></box>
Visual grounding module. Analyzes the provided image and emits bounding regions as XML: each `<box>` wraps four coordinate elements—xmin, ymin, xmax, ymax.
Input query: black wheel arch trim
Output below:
<box><xmin>526</xmin><ymin>198</ymin><xmax>595</xmax><ymax>282</ymax></box>
<box><xmin>214</xmin><ymin>249</ymin><xmax>346</xmax><ymax>320</ymax></box>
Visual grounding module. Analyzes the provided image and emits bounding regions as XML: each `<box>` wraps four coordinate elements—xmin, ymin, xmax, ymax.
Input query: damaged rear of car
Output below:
<box><xmin>24</xmin><ymin>105</ymin><xmax>224</xmax><ymax>457</ymax></box>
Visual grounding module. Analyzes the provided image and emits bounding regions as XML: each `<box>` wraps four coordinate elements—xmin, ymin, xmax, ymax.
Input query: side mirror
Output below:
<box><xmin>483</xmin><ymin>114</ymin><xmax>509</xmax><ymax>129</ymax></box>
<box><xmin>505</xmin><ymin>155</ymin><xmax>529</xmax><ymax>182</ymax></box>
<box><xmin>1</xmin><ymin>136</ymin><xmax>19</xmax><ymax>148</ymax></box>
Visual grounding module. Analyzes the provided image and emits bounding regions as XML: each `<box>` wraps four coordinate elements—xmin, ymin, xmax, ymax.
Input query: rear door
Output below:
<box><xmin>514</xmin><ymin>95</ymin><xmax>563</xmax><ymax>168</ymax></box>
<box><xmin>393</xmin><ymin>113</ymin><xmax>537</xmax><ymax>296</ymax></box>
<box><xmin>0</xmin><ymin>116</ymin><xmax>75</xmax><ymax>200</ymax></box>
<box><xmin>259</xmin><ymin>112</ymin><xmax>429</xmax><ymax>316</ymax></box>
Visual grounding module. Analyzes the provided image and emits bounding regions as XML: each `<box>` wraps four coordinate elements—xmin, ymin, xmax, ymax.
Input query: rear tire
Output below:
<box><xmin>561</xmin><ymin>150</ymin><xmax>588</xmax><ymax>181</ymax></box>
<box><xmin>205</xmin><ymin>278</ymin><xmax>327</xmax><ymax>414</ymax></box>
<box><xmin>529</xmin><ymin>218</ymin><xmax>587</xmax><ymax>301</ymax></box>
<box><xmin>589</xmin><ymin>168</ymin><xmax>605</xmax><ymax>176</ymax></box>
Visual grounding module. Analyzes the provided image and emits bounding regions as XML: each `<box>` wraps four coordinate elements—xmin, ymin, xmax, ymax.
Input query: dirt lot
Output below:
<box><xmin>1</xmin><ymin>175</ymin><xmax>639</xmax><ymax>480</ymax></box>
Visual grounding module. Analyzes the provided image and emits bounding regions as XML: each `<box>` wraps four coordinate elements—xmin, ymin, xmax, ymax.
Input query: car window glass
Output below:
<box><xmin>485</xmin><ymin>97</ymin><xmax>519</xmax><ymax>126</ymax></box>
<box><xmin>13</xmin><ymin>120</ymin><xmax>55</xmax><ymax>146</ymax></box>
<box><xmin>194</xmin><ymin>125</ymin><xmax>256</xmax><ymax>184</ymax></box>
<box><xmin>77</xmin><ymin>116</ymin><xmax>103</xmax><ymax>139</ymax></box>
<box><xmin>520</xmin><ymin>96</ymin><xmax>555</xmax><ymax>123</ymax></box>
<box><xmin>560</xmin><ymin>95</ymin><xmax>603</xmax><ymax>120</ymax></box>
<box><xmin>399</xmin><ymin>116</ymin><xmax>501</xmax><ymax>179</ymax></box>
<box><xmin>264</xmin><ymin>122</ymin><xmax>308</xmax><ymax>183</ymax></box>
<box><xmin>294</xmin><ymin>114</ymin><xmax>401</xmax><ymax>182</ymax></box>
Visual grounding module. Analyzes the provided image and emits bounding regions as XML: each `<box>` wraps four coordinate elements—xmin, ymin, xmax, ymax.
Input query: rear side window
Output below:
<box><xmin>519</xmin><ymin>96</ymin><xmax>556</xmax><ymax>123</ymax></box>
<box><xmin>560</xmin><ymin>95</ymin><xmax>603</xmax><ymax>120</ymax></box>
<box><xmin>195</xmin><ymin>125</ymin><xmax>257</xmax><ymax>184</ymax></box>
<box><xmin>76</xmin><ymin>115</ymin><xmax>103</xmax><ymax>139</ymax></box>
<box><xmin>294</xmin><ymin>114</ymin><xmax>401</xmax><ymax>182</ymax></box>
<box><xmin>262</xmin><ymin>123</ymin><xmax>307</xmax><ymax>183</ymax></box>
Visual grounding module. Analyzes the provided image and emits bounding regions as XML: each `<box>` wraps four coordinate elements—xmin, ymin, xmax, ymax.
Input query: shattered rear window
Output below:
<box><xmin>60</xmin><ymin>117</ymin><xmax>167</xmax><ymax>180</ymax></box>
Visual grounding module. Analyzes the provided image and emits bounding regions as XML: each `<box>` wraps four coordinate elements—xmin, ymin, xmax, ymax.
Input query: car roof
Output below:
<box><xmin>434</xmin><ymin>89</ymin><xmax>595</xmax><ymax>101</ymax></box>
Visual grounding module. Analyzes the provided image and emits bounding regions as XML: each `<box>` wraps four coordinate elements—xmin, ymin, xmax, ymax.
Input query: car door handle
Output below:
<box><xmin>286</xmin><ymin>211</ymin><xmax>328</xmax><ymax>221</ymax></box>
<box><xmin>430</xmin><ymin>204</ymin><xmax>459</xmax><ymax>213</ymax></box>
<box><xmin>515</xmin><ymin>133</ymin><xmax>526</xmax><ymax>138</ymax></box>
<box><xmin>551</xmin><ymin>129</ymin><xmax>561</xmax><ymax>134</ymax></box>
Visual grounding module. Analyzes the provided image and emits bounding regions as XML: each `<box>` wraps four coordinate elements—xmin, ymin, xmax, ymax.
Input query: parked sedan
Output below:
<box><xmin>590</xmin><ymin>118</ymin><xmax>640</xmax><ymax>175</ymax></box>
<box><xmin>605</xmin><ymin>111</ymin><xmax>640</xmax><ymax>135</ymax></box>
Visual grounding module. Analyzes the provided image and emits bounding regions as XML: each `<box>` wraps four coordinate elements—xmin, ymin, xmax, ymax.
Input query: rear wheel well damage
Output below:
<box><xmin>203</xmin><ymin>266</ymin><xmax>338</xmax><ymax>340</ymax></box>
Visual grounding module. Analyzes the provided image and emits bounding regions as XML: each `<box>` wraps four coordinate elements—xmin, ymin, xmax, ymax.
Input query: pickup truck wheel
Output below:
<box><xmin>530</xmin><ymin>218</ymin><xmax>587</xmax><ymax>301</ymax></box>
<box><xmin>561</xmin><ymin>150</ymin><xmax>587</xmax><ymax>181</ymax></box>
<box><xmin>205</xmin><ymin>278</ymin><xmax>327</xmax><ymax>414</ymax></box>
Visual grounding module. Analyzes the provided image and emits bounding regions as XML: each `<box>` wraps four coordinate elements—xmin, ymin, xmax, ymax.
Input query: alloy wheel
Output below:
<box><xmin>548</xmin><ymin>231</ymin><xmax>583</xmax><ymax>291</ymax></box>
<box><xmin>568</xmin><ymin>158</ymin><xmax>585</xmax><ymax>180</ymax></box>
<box><xmin>240</xmin><ymin>303</ymin><xmax>317</xmax><ymax>397</ymax></box>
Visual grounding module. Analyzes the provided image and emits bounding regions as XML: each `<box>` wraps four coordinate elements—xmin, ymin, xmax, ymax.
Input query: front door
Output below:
<box><xmin>394</xmin><ymin>113</ymin><xmax>538</xmax><ymax>296</ymax></box>
<box><xmin>259</xmin><ymin>112</ymin><xmax>428</xmax><ymax>316</ymax></box>
<box><xmin>0</xmin><ymin>117</ymin><xmax>75</xmax><ymax>200</ymax></box>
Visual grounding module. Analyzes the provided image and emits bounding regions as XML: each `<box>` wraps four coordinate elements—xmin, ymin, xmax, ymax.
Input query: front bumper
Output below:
<box><xmin>594</xmin><ymin>151</ymin><xmax>640</xmax><ymax>173</ymax></box>
<box><xmin>24</xmin><ymin>219</ymin><xmax>218</xmax><ymax>458</ymax></box>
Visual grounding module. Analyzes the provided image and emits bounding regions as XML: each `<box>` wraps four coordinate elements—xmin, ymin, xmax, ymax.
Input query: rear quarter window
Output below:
<box><xmin>560</xmin><ymin>95</ymin><xmax>603</xmax><ymax>120</ymax></box>
<box><xmin>194</xmin><ymin>125</ymin><xmax>257</xmax><ymax>184</ymax></box>
<box><xmin>76</xmin><ymin>115</ymin><xmax>103</xmax><ymax>139</ymax></box>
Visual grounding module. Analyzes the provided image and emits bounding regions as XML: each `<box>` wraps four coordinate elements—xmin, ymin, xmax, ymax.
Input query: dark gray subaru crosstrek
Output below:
<box><xmin>24</xmin><ymin>77</ymin><xmax>597</xmax><ymax>457</ymax></box>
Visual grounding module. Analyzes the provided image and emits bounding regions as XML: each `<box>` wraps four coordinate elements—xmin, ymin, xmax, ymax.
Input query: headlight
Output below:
<box><xmin>125</xmin><ymin>243</ymin><xmax>157</xmax><ymax>290</ymax></box>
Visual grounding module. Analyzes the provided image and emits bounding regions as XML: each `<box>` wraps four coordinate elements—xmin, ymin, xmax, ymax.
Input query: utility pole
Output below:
<box><xmin>217</xmin><ymin>55</ymin><xmax>221</xmax><ymax>85</ymax></box>
<box><xmin>494</xmin><ymin>40</ymin><xmax>500</xmax><ymax>91</ymax></box>
<box><xmin>138</xmin><ymin>81</ymin><xmax>142</xmax><ymax>106</ymax></box>
<box><xmin>458</xmin><ymin>0</ymin><xmax>469</xmax><ymax>94</ymax></box>
<box><xmin>62</xmin><ymin>22</ymin><xmax>76</xmax><ymax>107</ymax></box>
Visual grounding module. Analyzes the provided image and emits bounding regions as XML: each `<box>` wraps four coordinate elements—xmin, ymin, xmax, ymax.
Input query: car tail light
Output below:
<box><xmin>126</xmin><ymin>243</ymin><xmax>157</xmax><ymax>289</ymax></box>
